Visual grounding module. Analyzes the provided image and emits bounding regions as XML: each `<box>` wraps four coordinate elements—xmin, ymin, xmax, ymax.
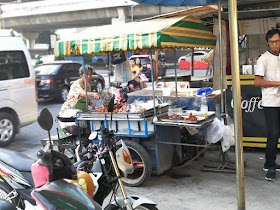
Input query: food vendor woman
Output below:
<box><xmin>59</xmin><ymin>65</ymin><xmax>100</xmax><ymax>115</ymax></box>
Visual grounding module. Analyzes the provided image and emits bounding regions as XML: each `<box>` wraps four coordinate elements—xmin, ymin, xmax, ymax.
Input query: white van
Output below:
<box><xmin>0</xmin><ymin>29</ymin><xmax>38</xmax><ymax>147</ymax></box>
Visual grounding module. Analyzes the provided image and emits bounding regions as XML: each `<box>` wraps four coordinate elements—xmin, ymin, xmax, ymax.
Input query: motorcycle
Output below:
<box><xmin>0</xmin><ymin>108</ymin><xmax>101</xmax><ymax>209</ymax></box>
<box><xmin>31</xmin><ymin>149</ymin><xmax>102</xmax><ymax>209</ymax></box>
<box><xmin>0</xmin><ymin>147</ymin><xmax>35</xmax><ymax>208</ymax></box>
<box><xmin>74</xmin><ymin>125</ymin><xmax>158</xmax><ymax>210</ymax></box>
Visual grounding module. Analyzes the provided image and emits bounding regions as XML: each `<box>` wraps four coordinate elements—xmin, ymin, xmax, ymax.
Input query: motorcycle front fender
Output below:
<box><xmin>111</xmin><ymin>195</ymin><xmax>156</xmax><ymax>209</ymax></box>
<box><xmin>129</xmin><ymin>195</ymin><xmax>156</xmax><ymax>209</ymax></box>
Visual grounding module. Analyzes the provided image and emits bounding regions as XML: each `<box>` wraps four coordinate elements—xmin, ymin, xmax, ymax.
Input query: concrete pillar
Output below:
<box><xmin>22</xmin><ymin>32</ymin><xmax>39</xmax><ymax>49</ymax></box>
<box><xmin>112</xmin><ymin>7</ymin><xmax>127</xmax><ymax>25</ymax></box>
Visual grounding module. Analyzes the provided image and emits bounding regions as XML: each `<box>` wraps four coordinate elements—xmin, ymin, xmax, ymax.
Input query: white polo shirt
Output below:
<box><xmin>255</xmin><ymin>50</ymin><xmax>280</xmax><ymax>107</ymax></box>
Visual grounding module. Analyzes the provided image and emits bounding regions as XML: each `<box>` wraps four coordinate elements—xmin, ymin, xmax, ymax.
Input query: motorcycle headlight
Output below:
<box><xmin>123</xmin><ymin>149</ymin><xmax>131</xmax><ymax>164</ymax></box>
<box><xmin>116</xmin><ymin>140</ymin><xmax>134</xmax><ymax>177</ymax></box>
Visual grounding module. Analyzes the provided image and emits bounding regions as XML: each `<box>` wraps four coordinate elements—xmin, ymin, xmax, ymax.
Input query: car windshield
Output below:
<box><xmin>194</xmin><ymin>52</ymin><xmax>206</xmax><ymax>56</ymax></box>
<box><xmin>35</xmin><ymin>65</ymin><xmax>61</xmax><ymax>75</ymax></box>
<box><xmin>140</xmin><ymin>58</ymin><xmax>149</xmax><ymax>65</ymax></box>
<box><xmin>131</xmin><ymin>57</ymin><xmax>150</xmax><ymax>65</ymax></box>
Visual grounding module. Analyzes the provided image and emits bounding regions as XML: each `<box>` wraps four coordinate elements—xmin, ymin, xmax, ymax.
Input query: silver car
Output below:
<box><xmin>0</xmin><ymin>29</ymin><xmax>38</xmax><ymax>147</ymax></box>
<box><xmin>178</xmin><ymin>51</ymin><xmax>209</xmax><ymax>63</ymax></box>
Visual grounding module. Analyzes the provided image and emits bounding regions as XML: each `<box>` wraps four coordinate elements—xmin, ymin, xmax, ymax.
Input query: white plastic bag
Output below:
<box><xmin>206</xmin><ymin>117</ymin><xmax>224</xmax><ymax>144</ymax></box>
<box><xmin>221</xmin><ymin>116</ymin><xmax>235</xmax><ymax>152</ymax></box>
<box><xmin>139</xmin><ymin>74</ymin><xmax>148</xmax><ymax>82</ymax></box>
<box><xmin>114</xmin><ymin>60</ymin><xmax>132</xmax><ymax>83</ymax></box>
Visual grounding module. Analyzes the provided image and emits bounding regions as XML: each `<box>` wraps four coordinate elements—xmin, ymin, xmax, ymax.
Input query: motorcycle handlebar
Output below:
<box><xmin>36</xmin><ymin>150</ymin><xmax>51</xmax><ymax>161</ymax></box>
<box><xmin>76</xmin><ymin>160</ymin><xmax>90</xmax><ymax>171</ymax></box>
<box><xmin>79</xmin><ymin>150</ymin><xmax>88</xmax><ymax>157</ymax></box>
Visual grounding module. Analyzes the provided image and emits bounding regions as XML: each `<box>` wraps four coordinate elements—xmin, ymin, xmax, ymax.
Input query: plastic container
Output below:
<box><xmin>168</xmin><ymin>107</ymin><xmax>183</xmax><ymax>116</ymax></box>
<box><xmin>200</xmin><ymin>92</ymin><xmax>208</xmax><ymax>117</ymax></box>
<box><xmin>162</xmin><ymin>88</ymin><xmax>171</xmax><ymax>96</ymax></box>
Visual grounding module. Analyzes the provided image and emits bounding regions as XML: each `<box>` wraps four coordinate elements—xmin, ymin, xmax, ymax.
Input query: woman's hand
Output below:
<box><xmin>90</xmin><ymin>103</ymin><xmax>97</xmax><ymax>109</ymax></box>
<box><xmin>92</xmin><ymin>92</ymin><xmax>100</xmax><ymax>100</ymax></box>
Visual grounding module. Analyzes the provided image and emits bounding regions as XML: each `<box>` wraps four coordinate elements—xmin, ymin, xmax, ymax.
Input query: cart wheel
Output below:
<box><xmin>122</xmin><ymin>140</ymin><xmax>152</xmax><ymax>187</ymax></box>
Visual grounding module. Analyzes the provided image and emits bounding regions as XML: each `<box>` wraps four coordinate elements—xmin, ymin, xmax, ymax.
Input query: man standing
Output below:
<box><xmin>255</xmin><ymin>29</ymin><xmax>280</xmax><ymax>181</ymax></box>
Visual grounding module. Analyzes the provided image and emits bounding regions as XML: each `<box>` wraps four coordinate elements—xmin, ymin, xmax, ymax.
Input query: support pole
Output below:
<box><xmin>107</xmin><ymin>52</ymin><xmax>111</xmax><ymax>87</ymax></box>
<box><xmin>218</xmin><ymin>0</ymin><xmax>225</xmax><ymax>113</ymax></box>
<box><xmin>191</xmin><ymin>48</ymin><xmax>194</xmax><ymax>76</ymax></box>
<box><xmin>82</xmin><ymin>55</ymin><xmax>88</xmax><ymax>111</ymax></box>
<box><xmin>228</xmin><ymin>0</ymin><xmax>245</xmax><ymax>209</ymax></box>
<box><xmin>150</xmin><ymin>49</ymin><xmax>156</xmax><ymax>116</ymax></box>
<box><xmin>174</xmin><ymin>49</ymin><xmax>178</xmax><ymax>104</ymax></box>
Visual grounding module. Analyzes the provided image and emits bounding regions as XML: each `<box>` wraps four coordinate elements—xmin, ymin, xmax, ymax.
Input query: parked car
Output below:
<box><xmin>178</xmin><ymin>51</ymin><xmax>209</xmax><ymax>63</ymax></box>
<box><xmin>0</xmin><ymin>29</ymin><xmax>38</xmax><ymax>147</ymax></box>
<box><xmin>128</xmin><ymin>54</ymin><xmax>166</xmax><ymax>80</ymax></box>
<box><xmin>35</xmin><ymin>61</ymin><xmax>105</xmax><ymax>102</ymax></box>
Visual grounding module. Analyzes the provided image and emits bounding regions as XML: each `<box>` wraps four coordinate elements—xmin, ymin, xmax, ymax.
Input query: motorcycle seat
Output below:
<box><xmin>0</xmin><ymin>148</ymin><xmax>34</xmax><ymax>172</ymax></box>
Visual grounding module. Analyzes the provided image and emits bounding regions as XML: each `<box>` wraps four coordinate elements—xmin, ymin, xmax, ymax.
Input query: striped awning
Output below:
<box><xmin>55</xmin><ymin>15</ymin><xmax>216</xmax><ymax>57</ymax></box>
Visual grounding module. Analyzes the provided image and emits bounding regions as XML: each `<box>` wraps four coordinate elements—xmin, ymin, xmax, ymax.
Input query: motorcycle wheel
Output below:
<box><xmin>122</xmin><ymin>140</ymin><xmax>152</xmax><ymax>187</ymax></box>
<box><xmin>135</xmin><ymin>204</ymin><xmax>158</xmax><ymax>210</ymax></box>
<box><xmin>0</xmin><ymin>182</ymin><xmax>20</xmax><ymax>206</ymax></box>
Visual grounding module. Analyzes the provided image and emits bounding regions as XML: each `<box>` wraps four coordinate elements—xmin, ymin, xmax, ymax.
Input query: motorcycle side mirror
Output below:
<box><xmin>89</xmin><ymin>132</ymin><xmax>98</xmax><ymax>140</ymax></box>
<box><xmin>38</xmin><ymin>108</ymin><xmax>53</xmax><ymax>131</ymax></box>
<box><xmin>37</xmin><ymin>108</ymin><xmax>53</xmax><ymax>149</ymax></box>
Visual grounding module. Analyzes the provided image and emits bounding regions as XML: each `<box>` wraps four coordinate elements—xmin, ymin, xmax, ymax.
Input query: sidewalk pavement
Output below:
<box><xmin>119</xmin><ymin>148</ymin><xmax>280</xmax><ymax>210</ymax></box>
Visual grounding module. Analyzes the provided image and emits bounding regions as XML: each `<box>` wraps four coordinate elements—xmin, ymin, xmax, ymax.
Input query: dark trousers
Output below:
<box><xmin>263</xmin><ymin>107</ymin><xmax>280</xmax><ymax>169</ymax></box>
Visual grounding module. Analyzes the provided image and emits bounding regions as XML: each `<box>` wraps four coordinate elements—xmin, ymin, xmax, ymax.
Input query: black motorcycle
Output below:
<box><xmin>74</xmin><ymin>125</ymin><xmax>158</xmax><ymax>210</ymax></box>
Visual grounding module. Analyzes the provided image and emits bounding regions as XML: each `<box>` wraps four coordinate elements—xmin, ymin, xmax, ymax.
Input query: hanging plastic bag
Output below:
<box><xmin>139</xmin><ymin>74</ymin><xmax>149</xmax><ymax>82</ymax></box>
<box><xmin>110</xmin><ymin>50</ymin><xmax>126</xmax><ymax>64</ymax></box>
<box><xmin>206</xmin><ymin>117</ymin><xmax>224</xmax><ymax>144</ymax></box>
<box><xmin>114</xmin><ymin>60</ymin><xmax>132</xmax><ymax>83</ymax></box>
<box><xmin>196</xmin><ymin>87</ymin><xmax>213</xmax><ymax>96</ymax></box>
<box><xmin>221</xmin><ymin>115</ymin><xmax>235</xmax><ymax>152</ymax></box>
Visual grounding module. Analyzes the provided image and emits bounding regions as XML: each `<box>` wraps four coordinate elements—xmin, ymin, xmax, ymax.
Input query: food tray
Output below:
<box><xmin>182</xmin><ymin>110</ymin><xmax>216</xmax><ymax>117</ymax></box>
<box><xmin>77</xmin><ymin>103</ymin><xmax>169</xmax><ymax>120</ymax></box>
<box><xmin>160</xmin><ymin>116</ymin><xmax>205</xmax><ymax>124</ymax></box>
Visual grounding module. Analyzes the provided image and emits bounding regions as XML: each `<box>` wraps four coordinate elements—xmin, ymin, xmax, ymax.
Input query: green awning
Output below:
<box><xmin>55</xmin><ymin>15</ymin><xmax>216</xmax><ymax>57</ymax></box>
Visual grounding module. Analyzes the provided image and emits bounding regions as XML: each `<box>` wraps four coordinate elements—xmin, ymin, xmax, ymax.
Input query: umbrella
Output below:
<box><xmin>132</xmin><ymin>0</ymin><xmax>245</xmax><ymax>209</ymax></box>
<box><xmin>202</xmin><ymin>49</ymin><xmax>214</xmax><ymax>63</ymax></box>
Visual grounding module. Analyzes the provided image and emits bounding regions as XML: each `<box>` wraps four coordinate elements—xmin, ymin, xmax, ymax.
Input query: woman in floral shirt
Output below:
<box><xmin>59</xmin><ymin>65</ymin><xmax>100</xmax><ymax>115</ymax></box>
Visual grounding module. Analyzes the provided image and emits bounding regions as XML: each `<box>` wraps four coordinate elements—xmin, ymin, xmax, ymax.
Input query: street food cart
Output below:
<box><xmin>55</xmin><ymin>15</ymin><xmax>218</xmax><ymax>186</ymax></box>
